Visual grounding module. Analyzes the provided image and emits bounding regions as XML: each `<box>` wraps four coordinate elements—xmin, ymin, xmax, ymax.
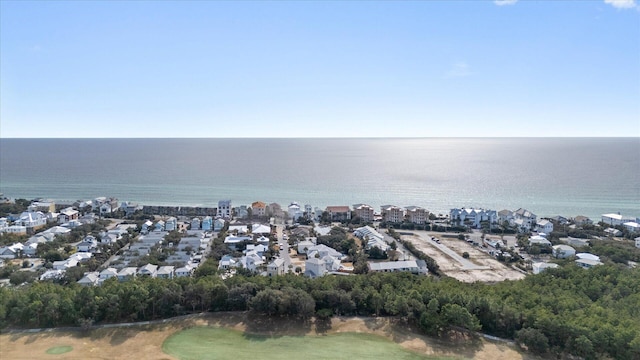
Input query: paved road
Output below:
<box><xmin>275</xmin><ymin>225</ymin><xmax>292</xmax><ymax>272</ymax></box>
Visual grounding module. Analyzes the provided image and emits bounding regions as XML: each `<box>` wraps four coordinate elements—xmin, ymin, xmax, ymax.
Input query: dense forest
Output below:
<box><xmin>0</xmin><ymin>263</ymin><xmax>638</xmax><ymax>359</ymax></box>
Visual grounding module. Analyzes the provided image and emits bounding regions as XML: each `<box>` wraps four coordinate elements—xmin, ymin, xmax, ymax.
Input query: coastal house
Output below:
<box><xmin>354</xmin><ymin>226</ymin><xmax>389</xmax><ymax>251</ymax></box>
<box><xmin>251</xmin><ymin>201</ymin><xmax>267</xmax><ymax>217</ymax></box>
<box><xmin>28</xmin><ymin>201</ymin><xmax>56</xmax><ymax>213</ymax></box>
<box><xmin>58</xmin><ymin>207</ymin><xmax>79</xmax><ymax>224</ymax></box>
<box><xmin>304</xmin><ymin>204</ymin><xmax>313</xmax><ymax>220</ymax></box>
<box><xmin>623</xmin><ymin>222</ymin><xmax>640</xmax><ymax>233</ymax></box>
<box><xmin>154</xmin><ymin>220</ymin><xmax>165</xmax><ymax>232</ymax></box>
<box><xmin>307</xmin><ymin>244</ymin><xmax>345</xmax><ymax>261</ymax></box>
<box><xmin>514</xmin><ymin>208</ymin><xmax>537</xmax><ymax>228</ymax></box>
<box><xmin>235</xmin><ymin>205</ymin><xmax>249</xmax><ymax>219</ymax></box>
<box><xmin>267</xmin><ymin>258</ymin><xmax>285</xmax><ymax>276</ymax></box>
<box><xmin>165</xmin><ymin>217</ymin><xmax>177</xmax><ymax>232</ymax></box>
<box><xmin>635</xmin><ymin>237</ymin><xmax>640</xmax><ymax>248</ymax></box>
<box><xmin>405</xmin><ymin>206</ymin><xmax>427</xmax><ymax>224</ymax></box>
<box><xmin>141</xmin><ymin>220</ymin><xmax>153</xmax><ymax>233</ymax></box>
<box><xmin>532</xmin><ymin>262</ymin><xmax>559</xmax><ymax>274</ymax></box>
<box><xmin>99</xmin><ymin>202</ymin><xmax>115</xmax><ymax>214</ymax></box>
<box><xmin>450</xmin><ymin>208</ymin><xmax>497</xmax><ymax>229</ymax></box>
<box><xmin>267</xmin><ymin>203</ymin><xmax>284</xmax><ymax>218</ymax></box>
<box><xmin>288</xmin><ymin>202</ymin><xmax>304</xmax><ymax>221</ymax></box>
<box><xmin>190</xmin><ymin>217</ymin><xmax>201</xmax><ymax>230</ymax></box>
<box><xmin>0</xmin><ymin>243</ymin><xmax>24</xmax><ymax>259</ymax></box>
<box><xmin>305</xmin><ymin>257</ymin><xmax>326</xmax><ymax>278</ymax></box>
<box><xmin>297</xmin><ymin>239</ymin><xmax>316</xmax><ymax>255</ymax></box>
<box><xmin>99</xmin><ymin>267</ymin><xmax>119</xmax><ymax>280</ymax></box>
<box><xmin>201</xmin><ymin>216</ymin><xmax>213</xmax><ymax>231</ymax></box>
<box><xmin>214</xmin><ymin>218</ymin><xmax>226</xmax><ymax>232</ymax></box>
<box><xmin>498</xmin><ymin>209</ymin><xmax>514</xmax><ymax>224</ymax></box>
<box><xmin>218</xmin><ymin>255</ymin><xmax>237</xmax><ymax>271</ymax></box>
<box><xmin>77</xmin><ymin>272</ymin><xmax>100</xmax><ymax>286</ymax></box>
<box><xmin>353</xmin><ymin>204</ymin><xmax>375</xmax><ymax>223</ymax></box>
<box><xmin>573</xmin><ymin>216</ymin><xmax>592</xmax><ymax>226</ymax></box>
<box><xmin>240</xmin><ymin>251</ymin><xmax>264</xmax><ymax>272</ymax></box>
<box><xmin>175</xmin><ymin>264</ymin><xmax>194</xmax><ymax>277</ymax></box>
<box><xmin>224</xmin><ymin>235</ymin><xmax>252</xmax><ymax>250</ymax></box>
<box><xmin>4</xmin><ymin>225</ymin><xmax>27</xmax><ymax>234</ymax></box>
<box><xmin>368</xmin><ymin>260</ymin><xmax>426</xmax><ymax>274</ymax></box>
<box><xmin>325</xmin><ymin>206</ymin><xmax>351</xmax><ymax>222</ymax></box>
<box><xmin>381</xmin><ymin>205</ymin><xmax>404</xmax><ymax>223</ymax></box>
<box><xmin>217</xmin><ymin>200</ymin><xmax>232</xmax><ymax>219</ymax></box>
<box><xmin>528</xmin><ymin>235</ymin><xmax>551</xmax><ymax>247</ymax></box>
<box><xmin>77</xmin><ymin>235</ymin><xmax>98</xmax><ymax>252</ymax></box>
<box><xmin>601</xmin><ymin>213</ymin><xmax>635</xmax><ymax>226</ymax></box>
<box><xmin>18</xmin><ymin>211</ymin><xmax>48</xmax><ymax>232</ymax></box>
<box><xmin>117</xmin><ymin>267</ymin><xmax>137</xmax><ymax>281</ymax></box>
<box><xmin>575</xmin><ymin>258</ymin><xmax>603</xmax><ymax>269</ymax></box>
<box><xmin>251</xmin><ymin>223</ymin><xmax>271</xmax><ymax>235</ymax></box>
<box><xmin>138</xmin><ymin>264</ymin><xmax>158</xmax><ymax>277</ymax></box>
<box><xmin>157</xmin><ymin>266</ymin><xmax>175</xmax><ymax>279</ymax></box>
<box><xmin>536</xmin><ymin>219</ymin><xmax>554</xmax><ymax>234</ymax></box>
<box><xmin>0</xmin><ymin>218</ymin><xmax>7</xmax><ymax>232</ymax></box>
<box><xmin>604</xmin><ymin>228</ymin><xmax>622</xmax><ymax>237</ymax></box>
<box><xmin>552</xmin><ymin>244</ymin><xmax>576</xmax><ymax>259</ymax></box>
<box><xmin>53</xmin><ymin>258</ymin><xmax>78</xmax><ymax>270</ymax></box>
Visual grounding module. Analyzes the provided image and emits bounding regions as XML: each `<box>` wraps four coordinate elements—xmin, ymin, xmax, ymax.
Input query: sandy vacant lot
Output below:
<box><xmin>0</xmin><ymin>313</ymin><xmax>534</xmax><ymax>360</ymax></box>
<box><xmin>405</xmin><ymin>231</ymin><xmax>525</xmax><ymax>283</ymax></box>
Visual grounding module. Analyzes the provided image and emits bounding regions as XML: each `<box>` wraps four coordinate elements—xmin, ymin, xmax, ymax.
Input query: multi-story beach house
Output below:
<box><xmin>325</xmin><ymin>206</ymin><xmax>351</xmax><ymax>221</ymax></box>
<box><xmin>514</xmin><ymin>208</ymin><xmax>537</xmax><ymax>228</ymax></box>
<box><xmin>353</xmin><ymin>204</ymin><xmax>375</xmax><ymax>223</ymax></box>
<box><xmin>450</xmin><ymin>208</ymin><xmax>497</xmax><ymax>229</ymax></box>
<box><xmin>201</xmin><ymin>216</ymin><xmax>212</xmax><ymax>231</ymax></box>
<box><xmin>381</xmin><ymin>205</ymin><xmax>404</xmax><ymax>223</ymax></box>
<box><xmin>601</xmin><ymin>213</ymin><xmax>636</xmax><ymax>226</ymax></box>
<box><xmin>218</xmin><ymin>200</ymin><xmax>232</xmax><ymax>219</ymax></box>
<box><xmin>405</xmin><ymin>206</ymin><xmax>427</xmax><ymax>224</ymax></box>
<box><xmin>251</xmin><ymin>201</ymin><xmax>267</xmax><ymax>217</ymax></box>
<box><xmin>288</xmin><ymin>202</ymin><xmax>304</xmax><ymax>221</ymax></box>
<box><xmin>28</xmin><ymin>201</ymin><xmax>56</xmax><ymax>213</ymax></box>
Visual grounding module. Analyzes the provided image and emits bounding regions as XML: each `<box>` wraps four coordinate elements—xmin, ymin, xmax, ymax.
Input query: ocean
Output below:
<box><xmin>0</xmin><ymin>138</ymin><xmax>638</xmax><ymax>219</ymax></box>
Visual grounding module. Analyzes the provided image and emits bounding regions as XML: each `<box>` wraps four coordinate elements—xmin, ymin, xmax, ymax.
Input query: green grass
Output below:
<box><xmin>45</xmin><ymin>346</ymin><xmax>73</xmax><ymax>355</ymax></box>
<box><xmin>163</xmin><ymin>327</ymin><xmax>457</xmax><ymax>360</ymax></box>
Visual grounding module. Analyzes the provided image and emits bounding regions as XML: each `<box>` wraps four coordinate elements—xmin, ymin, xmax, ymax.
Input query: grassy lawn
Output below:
<box><xmin>45</xmin><ymin>345</ymin><xmax>73</xmax><ymax>355</ymax></box>
<box><xmin>163</xmin><ymin>326</ymin><xmax>458</xmax><ymax>360</ymax></box>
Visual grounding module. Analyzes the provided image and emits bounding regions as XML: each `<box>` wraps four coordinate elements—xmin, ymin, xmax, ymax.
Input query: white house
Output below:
<box><xmin>536</xmin><ymin>219</ymin><xmax>554</xmax><ymax>234</ymax></box>
<box><xmin>514</xmin><ymin>208</ymin><xmax>537</xmax><ymax>227</ymax></box>
<box><xmin>532</xmin><ymin>262</ymin><xmax>559</xmax><ymax>274</ymax></box>
<box><xmin>218</xmin><ymin>200</ymin><xmax>232</xmax><ymax>218</ymax></box>
<box><xmin>267</xmin><ymin>258</ymin><xmax>285</xmax><ymax>276</ymax></box>
<box><xmin>99</xmin><ymin>267</ymin><xmax>119</xmax><ymax>280</ymax></box>
<box><xmin>251</xmin><ymin>223</ymin><xmax>271</xmax><ymax>235</ymax></box>
<box><xmin>175</xmin><ymin>264</ymin><xmax>194</xmax><ymax>277</ymax></box>
<box><xmin>18</xmin><ymin>211</ymin><xmax>48</xmax><ymax>230</ymax></box>
<box><xmin>450</xmin><ymin>208</ymin><xmax>497</xmax><ymax>229</ymax></box>
<box><xmin>214</xmin><ymin>218</ymin><xmax>226</xmax><ymax>232</ymax></box>
<box><xmin>305</xmin><ymin>257</ymin><xmax>326</xmax><ymax>278</ymax></box>
<box><xmin>623</xmin><ymin>222</ymin><xmax>640</xmax><ymax>233</ymax></box>
<box><xmin>287</xmin><ymin>202</ymin><xmax>304</xmax><ymax>221</ymax></box>
<box><xmin>604</xmin><ymin>228</ymin><xmax>623</xmax><ymax>237</ymax></box>
<box><xmin>77</xmin><ymin>235</ymin><xmax>98</xmax><ymax>252</ymax></box>
<box><xmin>297</xmin><ymin>240</ymin><xmax>316</xmax><ymax>254</ymax></box>
<box><xmin>528</xmin><ymin>235</ymin><xmax>551</xmax><ymax>247</ymax></box>
<box><xmin>576</xmin><ymin>258</ymin><xmax>603</xmax><ymax>269</ymax></box>
<box><xmin>552</xmin><ymin>244</ymin><xmax>576</xmax><ymax>259</ymax></box>
<box><xmin>77</xmin><ymin>272</ymin><xmax>100</xmax><ymax>286</ymax></box>
<box><xmin>117</xmin><ymin>267</ymin><xmax>137</xmax><ymax>281</ymax></box>
<box><xmin>157</xmin><ymin>266</ymin><xmax>175</xmax><ymax>279</ymax></box>
<box><xmin>635</xmin><ymin>237</ymin><xmax>640</xmax><ymax>249</ymax></box>
<box><xmin>368</xmin><ymin>260</ymin><xmax>426</xmax><ymax>274</ymax></box>
<box><xmin>601</xmin><ymin>213</ymin><xmax>634</xmax><ymax>226</ymax></box>
<box><xmin>218</xmin><ymin>255</ymin><xmax>237</xmax><ymax>270</ymax></box>
<box><xmin>138</xmin><ymin>263</ymin><xmax>158</xmax><ymax>277</ymax></box>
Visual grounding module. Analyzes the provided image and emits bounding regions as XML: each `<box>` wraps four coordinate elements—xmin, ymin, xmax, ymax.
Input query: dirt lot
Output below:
<box><xmin>405</xmin><ymin>231</ymin><xmax>526</xmax><ymax>283</ymax></box>
<box><xmin>0</xmin><ymin>313</ymin><xmax>534</xmax><ymax>360</ymax></box>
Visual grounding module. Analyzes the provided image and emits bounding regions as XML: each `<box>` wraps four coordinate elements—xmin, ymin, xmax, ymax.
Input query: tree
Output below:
<box><xmin>516</xmin><ymin>328</ymin><xmax>549</xmax><ymax>355</ymax></box>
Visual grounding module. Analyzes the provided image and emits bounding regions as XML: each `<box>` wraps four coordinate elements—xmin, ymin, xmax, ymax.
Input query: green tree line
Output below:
<box><xmin>0</xmin><ymin>264</ymin><xmax>638</xmax><ymax>359</ymax></box>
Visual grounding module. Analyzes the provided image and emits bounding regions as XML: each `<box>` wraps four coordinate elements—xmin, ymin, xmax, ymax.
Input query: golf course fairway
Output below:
<box><xmin>163</xmin><ymin>326</ymin><xmax>457</xmax><ymax>360</ymax></box>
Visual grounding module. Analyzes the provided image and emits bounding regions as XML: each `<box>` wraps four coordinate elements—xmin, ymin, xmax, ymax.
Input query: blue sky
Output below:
<box><xmin>1</xmin><ymin>0</ymin><xmax>638</xmax><ymax>138</ymax></box>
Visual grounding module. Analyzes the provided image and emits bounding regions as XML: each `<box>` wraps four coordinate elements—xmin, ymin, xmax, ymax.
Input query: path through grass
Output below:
<box><xmin>163</xmin><ymin>326</ymin><xmax>457</xmax><ymax>360</ymax></box>
<box><xmin>45</xmin><ymin>345</ymin><xmax>73</xmax><ymax>355</ymax></box>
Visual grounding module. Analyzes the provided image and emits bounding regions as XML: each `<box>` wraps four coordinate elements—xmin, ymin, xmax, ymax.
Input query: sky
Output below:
<box><xmin>1</xmin><ymin>0</ymin><xmax>639</xmax><ymax>138</ymax></box>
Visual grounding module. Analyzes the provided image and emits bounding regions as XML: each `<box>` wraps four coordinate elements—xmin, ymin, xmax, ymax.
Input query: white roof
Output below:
<box><xmin>553</xmin><ymin>244</ymin><xmax>575</xmax><ymax>251</ymax></box>
<box><xmin>369</xmin><ymin>260</ymin><xmax>418</xmax><ymax>271</ymax></box>
<box><xmin>576</xmin><ymin>253</ymin><xmax>600</xmax><ymax>261</ymax></box>
<box><xmin>251</xmin><ymin>224</ymin><xmax>271</xmax><ymax>234</ymax></box>
<box><xmin>602</xmin><ymin>213</ymin><xmax>624</xmax><ymax>220</ymax></box>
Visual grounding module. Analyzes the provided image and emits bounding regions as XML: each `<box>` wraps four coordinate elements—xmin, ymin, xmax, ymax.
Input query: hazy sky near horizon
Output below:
<box><xmin>1</xmin><ymin>1</ymin><xmax>639</xmax><ymax>138</ymax></box>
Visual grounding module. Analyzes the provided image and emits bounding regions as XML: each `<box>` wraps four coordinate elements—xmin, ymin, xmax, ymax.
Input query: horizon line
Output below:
<box><xmin>2</xmin><ymin>136</ymin><xmax>639</xmax><ymax>140</ymax></box>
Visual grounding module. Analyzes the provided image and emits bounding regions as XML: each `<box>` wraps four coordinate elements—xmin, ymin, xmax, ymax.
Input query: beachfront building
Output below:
<box><xmin>601</xmin><ymin>213</ymin><xmax>636</xmax><ymax>226</ymax></box>
<box><xmin>305</xmin><ymin>257</ymin><xmax>326</xmax><ymax>278</ymax></box>
<box><xmin>635</xmin><ymin>237</ymin><xmax>640</xmax><ymax>248</ymax></box>
<box><xmin>514</xmin><ymin>208</ymin><xmax>537</xmax><ymax>228</ymax></box>
<box><xmin>604</xmin><ymin>228</ymin><xmax>622</xmax><ymax>237</ymax></box>
<box><xmin>251</xmin><ymin>201</ymin><xmax>267</xmax><ymax>217</ymax></box>
<box><xmin>498</xmin><ymin>209</ymin><xmax>514</xmax><ymax>224</ymax></box>
<box><xmin>218</xmin><ymin>200</ymin><xmax>232</xmax><ymax>219</ymax></box>
<box><xmin>623</xmin><ymin>222</ymin><xmax>640</xmax><ymax>233</ymax></box>
<box><xmin>325</xmin><ymin>206</ymin><xmax>351</xmax><ymax>221</ymax></box>
<box><xmin>304</xmin><ymin>204</ymin><xmax>313</xmax><ymax>220</ymax></box>
<box><xmin>58</xmin><ymin>207</ymin><xmax>79</xmax><ymax>224</ymax></box>
<box><xmin>354</xmin><ymin>226</ymin><xmax>388</xmax><ymax>251</ymax></box>
<box><xmin>353</xmin><ymin>204</ymin><xmax>375</xmax><ymax>223</ymax></box>
<box><xmin>405</xmin><ymin>206</ymin><xmax>427</xmax><ymax>225</ymax></box>
<box><xmin>573</xmin><ymin>216</ymin><xmax>592</xmax><ymax>226</ymax></box>
<box><xmin>288</xmin><ymin>202</ymin><xmax>304</xmax><ymax>221</ymax></box>
<box><xmin>191</xmin><ymin>218</ymin><xmax>201</xmax><ymax>230</ymax></box>
<box><xmin>381</xmin><ymin>205</ymin><xmax>404</xmax><ymax>223</ymax></box>
<box><xmin>536</xmin><ymin>219</ymin><xmax>554</xmax><ymax>234</ymax></box>
<box><xmin>28</xmin><ymin>201</ymin><xmax>56</xmax><ymax>213</ymax></box>
<box><xmin>449</xmin><ymin>208</ymin><xmax>497</xmax><ymax>229</ymax></box>
<box><xmin>18</xmin><ymin>211</ymin><xmax>48</xmax><ymax>232</ymax></box>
